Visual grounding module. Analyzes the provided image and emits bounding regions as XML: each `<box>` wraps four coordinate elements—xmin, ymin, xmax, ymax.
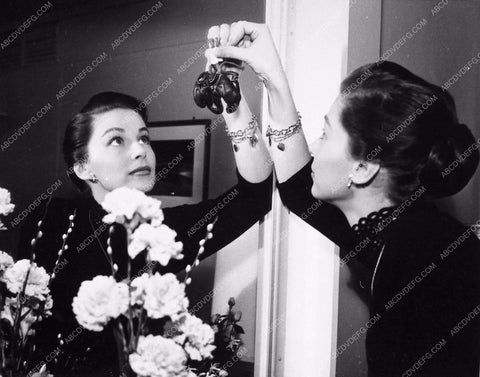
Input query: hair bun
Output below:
<box><xmin>419</xmin><ymin>123</ymin><xmax>479</xmax><ymax>198</ymax></box>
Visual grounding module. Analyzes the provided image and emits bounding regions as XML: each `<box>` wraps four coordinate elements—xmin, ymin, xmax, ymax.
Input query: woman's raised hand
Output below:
<box><xmin>208</xmin><ymin>22</ymin><xmax>309</xmax><ymax>184</ymax></box>
<box><xmin>207</xmin><ymin>21</ymin><xmax>285</xmax><ymax>86</ymax></box>
<box><xmin>206</xmin><ymin>21</ymin><xmax>307</xmax><ymax>184</ymax></box>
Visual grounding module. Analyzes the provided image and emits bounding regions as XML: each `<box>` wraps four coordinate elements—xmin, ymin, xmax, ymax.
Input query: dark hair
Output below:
<box><xmin>63</xmin><ymin>92</ymin><xmax>148</xmax><ymax>191</ymax></box>
<box><xmin>339</xmin><ymin>61</ymin><xmax>479</xmax><ymax>203</ymax></box>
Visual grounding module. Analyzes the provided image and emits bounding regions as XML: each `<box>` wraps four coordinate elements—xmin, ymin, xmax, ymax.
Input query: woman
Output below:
<box><xmin>208</xmin><ymin>22</ymin><xmax>480</xmax><ymax>376</ymax></box>
<box><xmin>18</xmin><ymin>91</ymin><xmax>272</xmax><ymax>375</ymax></box>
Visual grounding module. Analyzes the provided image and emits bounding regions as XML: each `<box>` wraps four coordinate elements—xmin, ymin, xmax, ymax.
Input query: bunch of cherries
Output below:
<box><xmin>193</xmin><ymin>58</ymin><xmax>243</xmax><ymax>114</ymax></box>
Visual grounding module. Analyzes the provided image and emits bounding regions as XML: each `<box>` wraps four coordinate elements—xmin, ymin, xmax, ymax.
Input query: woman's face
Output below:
<box><xmin>84</xmin><ymin>108</ymin><xmax>156</xmax><ymax>195</ymax></box>
<box><xmin>310</xmin><ymin>97</ymin><xmax>357</xmax><ymax>202</ymax></box>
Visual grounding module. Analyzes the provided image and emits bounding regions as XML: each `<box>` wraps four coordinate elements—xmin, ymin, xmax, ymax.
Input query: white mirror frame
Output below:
<box><xmin>254</xmin><ymin>1</ymin><xmax>383</xmax><ymax>376</ymax></box>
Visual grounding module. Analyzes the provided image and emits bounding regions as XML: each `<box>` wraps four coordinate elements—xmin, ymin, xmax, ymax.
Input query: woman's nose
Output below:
<box><xmin>130</xmin><ymin>141</ymin><xmax>147</xmax><ymax>160</ymax></box>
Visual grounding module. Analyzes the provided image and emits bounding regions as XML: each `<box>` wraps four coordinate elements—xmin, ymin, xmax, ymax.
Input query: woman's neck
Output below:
<box><xmin>90</xmin><ymin>186</ymin><xmax>107</xmax><ymax>205</ymax></box>
<box><xmin>335</xmin><ymin>191</ymin><xmax>395</xmax><ymax>227</ymax></box>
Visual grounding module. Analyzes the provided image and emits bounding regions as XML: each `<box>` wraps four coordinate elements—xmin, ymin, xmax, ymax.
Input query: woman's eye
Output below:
<box><xmin>109</xmin><ymin>136</ymin><xmax>124</xmax><ymax>146</ymax></box>
<box><xmin>139</xmin><ymin>135</ymin><xmax>151</xmax><ymax>144</ymax></box>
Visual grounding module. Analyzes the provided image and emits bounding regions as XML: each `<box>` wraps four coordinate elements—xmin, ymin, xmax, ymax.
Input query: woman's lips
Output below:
<box><xmin>130</xmin><ymin>166</ymin><xmax>152</xmax><ymax>175</ymax></box>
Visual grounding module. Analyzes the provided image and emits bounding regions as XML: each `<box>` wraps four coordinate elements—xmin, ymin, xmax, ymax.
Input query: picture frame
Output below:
<box><xmin>147</xmin><ymin>119</ymin><xmax>211</xmax><ymax>208</ymax></box>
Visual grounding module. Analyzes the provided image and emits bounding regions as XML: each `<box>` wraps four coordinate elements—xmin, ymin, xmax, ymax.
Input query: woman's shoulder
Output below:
<box><xmin>18</xmin><ymin>197</ymin><xmax>79</xmax><ymax>255</ymax></box>
<box><xmin>30</xmin><ymin>197</ymin><xmax>78</xmax><ymax>227</ymax></box>
<box><xmin>390</xmin><ymin>201</ymin><xmax>478</xmax><ymax>245</ymax></box>
<box><xmin>45</xmin><ymin>197</ymin><xmax>77</xmax><ymax>214</ymax></box>
<box><xmin>386</xmin><ymin>201</ymin><xmax>480</xmax><ymax>273</ymax></box>
<box><xmin>376</xmin><ymin>202</ymin><xmax>480</xmax><ymax>303</ymax></box>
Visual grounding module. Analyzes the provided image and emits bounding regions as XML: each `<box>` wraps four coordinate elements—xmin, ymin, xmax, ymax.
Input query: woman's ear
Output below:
<box><xmin>350</xmin><ymin>160</ymin><xmax>380</xmax><ymax>186</ymax></box>
<box><xmin>73</xmin><ymin>161</ymin><xmax>92</xmax><ymax>182</ymax></box>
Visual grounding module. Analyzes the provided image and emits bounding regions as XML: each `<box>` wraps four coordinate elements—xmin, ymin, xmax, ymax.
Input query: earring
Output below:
<box><xmin>89</xmin><ymin>175</ymin><xmax>98</xmax><ymax>183</ymax></box>
<box><xmin>347</xmin><ymin>174</ymin><xmax>353</xmax><ymax>189</ymax></box>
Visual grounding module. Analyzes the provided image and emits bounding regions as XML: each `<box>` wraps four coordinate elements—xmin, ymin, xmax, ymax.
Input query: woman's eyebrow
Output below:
<box><xmin>138</xmin><ymin>127</ymin><xmax>149</xmax><ymax>133</ymax></box>
<box><xmin>102</xmin><ymin>127</ymin><xmax>125</xmax><ymax>137</ymax></box>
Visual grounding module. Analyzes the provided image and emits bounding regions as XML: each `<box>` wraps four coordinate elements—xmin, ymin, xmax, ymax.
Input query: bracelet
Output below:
<box><xmin>225</xmin><ymin>114</ymin><xmax>259</xmax><ymax>152</ymax></box>
<box><xmin>266</xmin><ymin>112</ymin><xmax>302</xmax><ymax>151</ymax></box>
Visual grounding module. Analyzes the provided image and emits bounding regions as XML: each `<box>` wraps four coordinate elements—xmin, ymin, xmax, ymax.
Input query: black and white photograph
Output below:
<box><xmin>0</xmin><ymin>1</ymin><xmax>479</xmax><ymax>376</ymax></box>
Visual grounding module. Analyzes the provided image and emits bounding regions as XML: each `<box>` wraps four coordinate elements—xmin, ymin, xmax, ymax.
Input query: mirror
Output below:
<box><xmin>0</xmin><ymin>1</ymin><xmax>265</xmax><ymax>376</ymax></box>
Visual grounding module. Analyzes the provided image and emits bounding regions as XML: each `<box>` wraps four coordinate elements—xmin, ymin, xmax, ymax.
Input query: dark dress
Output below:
<box><xmin>18</xmin><ymin>171</ymin><xmax>272</xmax><ymax>376</ymax></box>
<box><xmin>277</xmin><ymin>160</ymin><xmax>480</xmax><ymax>377</ymax></box>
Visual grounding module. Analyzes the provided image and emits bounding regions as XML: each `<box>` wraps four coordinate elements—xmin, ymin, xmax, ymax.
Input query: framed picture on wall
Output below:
<box><xmin>147</xmin><ymin>119</ymin><xmax>211</xmax><ymax>208</ymax></box>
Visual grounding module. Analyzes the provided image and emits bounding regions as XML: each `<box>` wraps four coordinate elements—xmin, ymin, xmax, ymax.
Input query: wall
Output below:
<box><xmin>380</xmin><ymin>0</ymin><xmax>480</xmax><ymax>225</ymax></box>
<box><xmin>0</xmin><ymin>0</ymin><xmax>265</xmax><ymax>363</ymax></box>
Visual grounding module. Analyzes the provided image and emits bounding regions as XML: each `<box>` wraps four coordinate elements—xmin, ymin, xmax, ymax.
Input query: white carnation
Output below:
<box><xmin>173</xmin><ymin>313</ymin><xmax>215</xmax><ymax>361</ymax></box>
<box><xmin>129</xmin><ymin>223</ymin><xmax>183</xmax><ymax>265</ymax></box>
<box><xmin>0</xmin><ymin>187</ymin><xmax>15</xmax><ymax>216</ymax></box>
<box><xmin>0</xmin><ymin>250</ymin><xmax>14</xmax><ymax>279</ymax></box>
<box><xmin>1</xmin><ymin>297</ymin><xmax>17</xmax><ymax>326</ymax></box>
<box><xmin>101</xmin><ymin>187</ymin><xmax>164</xmax><ymax>226</ymax></box>
<box><xmin>129</xmin><ymin>335</ymin><xmax>189</xmax><ymax>377</ymax></box>
<box><xmin>144</xmin><ymin>273</ymin><xmax>188</xmax><ymax>320</ymax></box>
<box><xmin>130</xmin><ymin>273</ymin><xmax>149</xmax><ymax>306</ymax></box>
<box><xmin>1</xmin><ymin>297</ymin><xmax>39</xmax><ymax>338</ymax></box>
<box><xmin>72</xmin><ymin>276</ymin><xmax>128</xmax><ymax>331</ymax></box>
<box><xmin>3</xmin><ymin>260</ymin><xmax>50</xmax><ymax>300</ymax></box>
<box><xmin>2</xmin><ymin>294</ymin><xmax>52</xmax><ymax>337</ymax></box>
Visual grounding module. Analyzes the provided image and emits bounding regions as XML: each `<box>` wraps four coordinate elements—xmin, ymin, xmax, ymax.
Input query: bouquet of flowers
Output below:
<box><xmin>71</xmin><ymin>187</ymin><xmax>217</xmax><ymax>377</ymax></box>
<box><xmin>0</xmin><ymin>187</ymin><xmax>53</xmax><ymax>377</ymax></box>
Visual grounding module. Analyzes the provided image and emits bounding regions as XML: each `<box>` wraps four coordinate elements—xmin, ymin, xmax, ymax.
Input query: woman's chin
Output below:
<box><xmin>128</xmin><ymin>176</ymin><xmax>155</xmax><ymax>192</ymax></box>
<box><xmin>311</xmin><ymin>185</ymin><xmax>323</xmax><ymax>199</ymax></box>
<box><xmin>310</xmin><ymin>185</ymin><xmax>332</xmax><ymax>202</ymax></box>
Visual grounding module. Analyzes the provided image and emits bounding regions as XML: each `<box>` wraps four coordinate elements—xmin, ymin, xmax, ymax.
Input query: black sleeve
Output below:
<box><xmin>161</xmin><ymin>170</ymin><xmax>273</xmax><ymax>274</ymax></box>
<box><xmin>276</xmin><ymin>159</ymin><xmax>355</xmax><ymax>250</ymax></box>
